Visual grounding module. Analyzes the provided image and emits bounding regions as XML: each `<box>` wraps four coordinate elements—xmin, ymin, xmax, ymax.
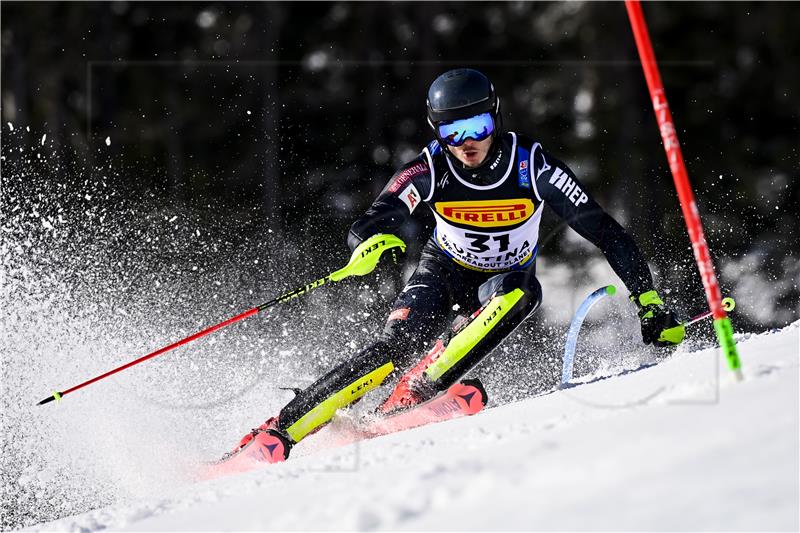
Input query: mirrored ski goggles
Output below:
<box><xmin>437</xmin><ymin>112</ymin><xmax>495</xmax><ymax>147</ymax></box>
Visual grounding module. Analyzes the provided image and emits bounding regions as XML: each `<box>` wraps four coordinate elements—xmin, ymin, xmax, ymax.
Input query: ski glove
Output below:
<box><xmin>631</xmin><ymin>290</ymin><xmax>685</xmax><ymax>346</ymax></box>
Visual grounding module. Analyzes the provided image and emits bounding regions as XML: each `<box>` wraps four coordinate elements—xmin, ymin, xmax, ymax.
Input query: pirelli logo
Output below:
<box><xmin>434</xmin><ymin>199</ymin><xmax>534</xmax><ymax>228</ymax></box>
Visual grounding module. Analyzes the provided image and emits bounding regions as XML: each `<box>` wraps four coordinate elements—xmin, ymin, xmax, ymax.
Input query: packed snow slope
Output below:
<box><xmin>39</xmin><ymin>323</ymin><xmax>798</xmax><ymax>532</ymax></box>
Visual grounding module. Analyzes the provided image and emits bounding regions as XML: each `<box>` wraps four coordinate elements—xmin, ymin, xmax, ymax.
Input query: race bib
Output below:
<box><xmin>433</xmin><ymin>199</ymin><xmax>542</xmax><ymax>271</ymax></box>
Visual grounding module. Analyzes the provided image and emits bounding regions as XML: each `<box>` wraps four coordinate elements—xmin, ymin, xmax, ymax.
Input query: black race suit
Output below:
<box><xmin>276</xmin><ymin>132</ymin><xmax>653</xmax><ymax>443</ymax></box>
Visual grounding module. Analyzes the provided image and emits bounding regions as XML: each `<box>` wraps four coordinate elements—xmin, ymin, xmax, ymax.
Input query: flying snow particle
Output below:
<box><xmin>7</xmin><ymin>122</ymin><xmax>13</xmax><ymax>131</ymax></box>
<box><xmin>196</xmin><ymin>9</ymin><xmax>217</xmax><ymax>28</ymax></box>
<box><xmin>105</xmin><ymin>136</ymin><xmax>111</xmax><ymax>146</ymax></box>
<box><xmin>169</xmin><ymin>215</ymin><xmax>177</xmax><ymax>223</ymax></box>
<box><xmin>246</xmin><ymin>110</ymin><xmax>252</xmax><ymax>115</ymax></box>
<box><xmin>41</xmin><ymin>134</ymin><xmax>47</xmax><ymax>146</ymax></box>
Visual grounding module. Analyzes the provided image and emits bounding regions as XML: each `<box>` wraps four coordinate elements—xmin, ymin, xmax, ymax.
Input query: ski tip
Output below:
<box><xmin>605</xmin><ymin>284</ymin><xmax>617</xmax><ymax>296</ymax></box>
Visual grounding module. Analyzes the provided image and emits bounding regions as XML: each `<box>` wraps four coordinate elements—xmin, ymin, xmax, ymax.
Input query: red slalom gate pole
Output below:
<box><xmin>624</xmin><ymin>0</ymin><xmax>742</xmax><ymax>379</ymax></box>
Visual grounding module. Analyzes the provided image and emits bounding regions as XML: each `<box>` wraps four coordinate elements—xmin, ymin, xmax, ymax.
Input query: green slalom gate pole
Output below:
<box><xmin>625</xmin><ymin>1</ymin><xmax>742</xmax><ymax>379</ymax></box>
<box><xmin>37</xmin><ymin>234</ymin><xmax>406</xmax><ymax>405</ymax></box>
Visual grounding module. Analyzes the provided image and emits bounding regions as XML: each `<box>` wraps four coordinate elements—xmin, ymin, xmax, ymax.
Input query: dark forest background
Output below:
<box><xmin>2</xmin><ymin>1</ymin><xmax>798</xmax><ymax>329</ymax></box>
<box><xmin>1</xmin><ymin>5</ymin><xmax>798</xmax><ymax>528</ymax></box>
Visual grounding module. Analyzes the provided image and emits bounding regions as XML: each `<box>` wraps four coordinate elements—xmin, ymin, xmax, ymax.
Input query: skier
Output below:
<box><xmin>235</xmin><ymin>68</ymin><xmax>685</xmax><ymax>462</ymax></box>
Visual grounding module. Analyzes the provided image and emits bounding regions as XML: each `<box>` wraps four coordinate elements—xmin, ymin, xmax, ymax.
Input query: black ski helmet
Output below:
<box><xmin>426</xmin><ymin>68</ymin><xmax>502</xmax><ymax>144</ymax></box>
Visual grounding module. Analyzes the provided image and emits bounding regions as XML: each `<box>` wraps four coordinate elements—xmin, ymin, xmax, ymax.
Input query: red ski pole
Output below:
<box><xmin>624</xmin><ymin>0</ymin><xmax>742</xmax><ymax>379</ymax></box>
<box><xmin>36</xmin><ymin>284</ymin><xmax>316</xmax><ymax>406</ymax></box>
<box><xmin>37</xmin><ymin>234</ymin><xmax>405</xmax><ymax>405</ymax></box>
